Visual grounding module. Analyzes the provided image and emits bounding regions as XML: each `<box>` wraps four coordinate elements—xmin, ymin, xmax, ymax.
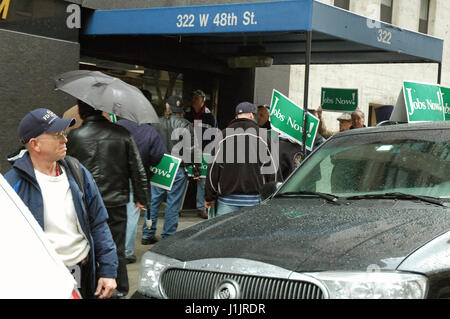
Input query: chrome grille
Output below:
<box><xmin>161</xmin><ymin>268</ymin><xmax>325</xmax><ymax>299</ymax></box>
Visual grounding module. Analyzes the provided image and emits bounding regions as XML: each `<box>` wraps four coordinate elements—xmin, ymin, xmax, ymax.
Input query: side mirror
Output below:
<box><xmin>261</xmin><ymin>181</ymin><xmax>282</xmax><ymax>201</ymax></box>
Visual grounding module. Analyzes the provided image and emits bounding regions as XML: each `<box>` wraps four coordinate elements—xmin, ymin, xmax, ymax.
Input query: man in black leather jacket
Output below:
<box><xmin>67</xmin><ymin>101</ymin><xmax>148</xmax><ymax>298</ymax></box>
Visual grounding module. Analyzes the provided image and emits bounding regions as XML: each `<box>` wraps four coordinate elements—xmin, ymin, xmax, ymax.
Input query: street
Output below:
<box><xmin>126</xmin><ymin>209</ymin><xmax>205</xmax><ymax>298</ymax></box>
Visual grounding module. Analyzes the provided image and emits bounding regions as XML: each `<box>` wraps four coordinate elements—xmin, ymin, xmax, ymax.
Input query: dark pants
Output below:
<box><xmin>68</xmin><ymin>256</ymin><xmax>93</xmax><ymax>299</ymax></box>
<box><xmin>79</xmin><ymin>258</ymin><xmax>94</xmax><ymax>299</ymax></box>
<box><xmin>106</xmin><ymin>205</ymin><xmax>128</xmax><ymax>294</ymax></box>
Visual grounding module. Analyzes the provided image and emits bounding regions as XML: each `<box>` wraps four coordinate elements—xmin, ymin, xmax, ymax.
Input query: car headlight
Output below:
<box><xmin>308</xmin><ymin>272</ymin><xmax>428</xmax><ymax>299</ymax></box>
<box><xmin>137</xmin><ymin>251</ymin><xmax>181</xmax><ymax>298</ymax></box>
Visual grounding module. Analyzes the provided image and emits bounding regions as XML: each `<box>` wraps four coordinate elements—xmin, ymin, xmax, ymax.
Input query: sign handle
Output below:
<box><xmin>179</xmin><ymin>179</ymin><xmax>189</xmax><ymax>216</ymax></box>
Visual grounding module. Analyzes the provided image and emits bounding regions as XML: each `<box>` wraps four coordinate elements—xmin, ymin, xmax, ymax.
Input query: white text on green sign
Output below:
<box><xmin>435</xmin><ymin>85</ymin><xmax>450</xmax><ymax>121</ymax></box>
<box><xmin>321</xmin><ymin>88</ymin><xmax>358</xmax><ymax>112</ymax></box>
<box><xmin>149</xmin><ymin>154</ymin><xmax>182</xmax><ymax>191</ymax></box>
<box><xmin>269</xmin><ymin>89</ymin><xmax>319</xmax><ymax>151</ymax></box>
<box><xmin>403</xmin><ymin>81</ymin><xmax>445</xmax><ymax>122</ymax></box>
<box><xmin>187</xmin><ymin>153</ymin><xmax>211</xmax><ymax>178</ymax></box>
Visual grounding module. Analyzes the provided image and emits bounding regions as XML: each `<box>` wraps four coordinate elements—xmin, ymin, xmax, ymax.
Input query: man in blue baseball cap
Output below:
<box><xmin>205</xmin><ymin>102</ymin><xmax>280</xmax><ymax>216</ymax></box>
<box><xmin>17</xmin><ymin>108</ymin><xmax>75</xmax><ymax>144</ymax></box>
<box><xmin>5</xmin><ymin>108</ymin><xmax>118</xmax><ymax>299</ymax></box>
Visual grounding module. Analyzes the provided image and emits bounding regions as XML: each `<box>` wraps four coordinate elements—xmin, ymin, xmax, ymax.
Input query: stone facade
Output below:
<box><xmin>0</xmin><ymin>1</ymin><xmax>79</xmax><ymax>174</ymax></box>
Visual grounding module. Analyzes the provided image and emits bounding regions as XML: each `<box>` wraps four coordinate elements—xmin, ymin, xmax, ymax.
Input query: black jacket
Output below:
<box><xmin>155</xmin><ymin>115</ymin><xmax>195</xmax><ymax>156</ymax></box>
<box><xmin>67</xmin><ymin>115</ymin><xmax>148</xmax><ymax>207</ymax></box>
<box><xmin>185</xmin><ymin>106</ymin><xmax>218</xmax><ymax>150</ymax></box>
<box><xmin>278</xmin><ymin>138</ymin><xmax>302</xmax><ymax>181</ymax></box>
<box><xmin>116</xmin><ymin>119</ymin><xmax>166</xmax><ymax>180</ymax></box>
<box><xmin>205</xmin><ymin>118</ymin><xmax>278</xmax><ymax>202</ymax></box>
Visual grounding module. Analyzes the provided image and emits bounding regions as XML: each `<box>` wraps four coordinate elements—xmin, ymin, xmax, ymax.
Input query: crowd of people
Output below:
<box><xmin>5</xmin><ymin>86</ymin><xmax>366</xmax><ymax>298</ymax></box>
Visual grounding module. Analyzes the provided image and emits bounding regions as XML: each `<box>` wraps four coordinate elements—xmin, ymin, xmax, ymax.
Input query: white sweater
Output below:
<box><xmin>34</xmin><ymin>166</ymin><xmax>90</xmax><ymax>266</ymax></box>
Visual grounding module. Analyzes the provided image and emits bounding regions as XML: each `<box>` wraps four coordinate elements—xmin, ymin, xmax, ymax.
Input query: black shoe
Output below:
<box><xmin>126</xmin><ymin>255</ymin><xmax>137</xmax><ymax>264</ymax></box>
<box><xmin>198</xmin><ymin>210</ymin><xmax>208</xmax><ymax>219</ymax></box>
<box><xmin>141</xmin><ymin>236</ymin><xmax>158</xmax><ymax>245</ymax></box>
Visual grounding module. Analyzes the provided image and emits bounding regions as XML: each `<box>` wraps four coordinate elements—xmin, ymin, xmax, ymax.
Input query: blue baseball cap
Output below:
<box><xmin>166</xmin><ymin>96</ymin><xmax>183</xmax><ymax>113</ymax></box>
<box><xmin>235</xmin><ymin>102</ymin><xmax>256</xmax><ymax>115</ymax></box>
<box><xmin>18</xmin><ymin>108</ymin><xmax>75</xmax><ymax>144</ymax></box>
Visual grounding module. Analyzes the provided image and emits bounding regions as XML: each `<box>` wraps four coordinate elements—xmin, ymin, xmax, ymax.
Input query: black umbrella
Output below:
<box><xmin>54</xmin><ymin>70</ymin><xmax>159</xmax><ymax>124</ymax></box>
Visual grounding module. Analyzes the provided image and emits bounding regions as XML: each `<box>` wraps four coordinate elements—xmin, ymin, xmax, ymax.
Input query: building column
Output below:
<box><xmin>429</xmin><ymin>0</ymin><xmax>450</xmax><ymax>84</ymax></box>
<box><xmin>350</xmin><ymin>0</ymin><xmax>380</xmax><ymax>19</ymax></box>
<box><xmin>392</xmin><ymin>0</ymin><xmax>421</xmax><ymax>31</ymax></box>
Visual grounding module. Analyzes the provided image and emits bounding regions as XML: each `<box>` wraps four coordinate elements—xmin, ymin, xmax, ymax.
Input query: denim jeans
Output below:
<box><xmin>216</xmin><ymin>201</ymin><xmax>246</xmax><ymax>216</ymax></box>
<box><xmin>196</xmin><ymin>178</ymin><xmax>206</xmax><ymax>211</ymax></box>
<box><xmin>146</xmin><ymin>168</ymin><xmax>188</xmax><ymax>239</ymax></box>
<box><xmin>125</xmin><ymin>181</ymin><xmax>151</xmax><ymax>257</ymax></box>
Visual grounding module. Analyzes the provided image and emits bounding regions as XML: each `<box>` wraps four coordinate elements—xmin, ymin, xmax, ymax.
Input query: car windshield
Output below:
<box><xmin>278</xmin><ymin>129</ymin><xmax>450</xmax><ymax>200</ymax></box>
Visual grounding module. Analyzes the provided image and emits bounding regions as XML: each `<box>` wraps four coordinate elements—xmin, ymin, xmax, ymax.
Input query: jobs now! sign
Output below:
<box><xmin>186</xmin><ymin>153</ymin><xmax>210</xmax><ymax>179</ymax></box>
<box><xmin>269</xmin><ymin>89</ymin><xmax>319</xmax><ymax>151</ymax></box>
<box><xmin>149</xmin><ymin>154</ymin><xmax>182</xmax><ymax>190</ymax></box>
<box><xmin>438</xmin><ymin>86</ymin><xmax>450</xmax><ymax>121</ymax></box>
<box><xmin>321</xmin><ymin>88</ymin><xmax>358</xmax><ymax>112</ymax></box>
<box><xmin>391</xmin><ymin>81</ymin><xmax>450</xmax><ymax>122</ymax></box>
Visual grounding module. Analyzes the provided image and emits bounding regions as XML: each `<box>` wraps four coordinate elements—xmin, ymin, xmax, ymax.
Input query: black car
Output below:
<box><xmin>134</xmin><ymin>121</ymin><xmax>450</xmax><ymax>299</ymax></box>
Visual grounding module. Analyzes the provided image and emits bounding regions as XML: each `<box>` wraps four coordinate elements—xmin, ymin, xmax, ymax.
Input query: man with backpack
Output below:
<box><xmin>5</xmin><ymin>108</ymin><xmax>118</xmax><ymax>299</ymax></box>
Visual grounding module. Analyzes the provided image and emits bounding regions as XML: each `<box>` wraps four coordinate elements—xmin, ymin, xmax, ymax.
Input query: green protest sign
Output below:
<box><xmin>402</xmin><ymin>81</ymin><xmax>445</xmax><ymax>122</ymax></box>
<box><xmin>108</xmin><ymin>113</ymin><xmax>117</xmax><ymax>123</ymax></box>
<box><xmin>186</xmin><ymin>153</ymin><xmax>211</xmax><ymax>178</ymax></box>
<box><xmin>269</xmin><ymin>89</ymin><xmax>319</xmax><ymax>151</ymax></box>
<box><xmin>321</xmin><ymin>88</ymin><xmax>358</xmax><ymax>112</ymax></box>
<box><xmin>207</xmin><ymin>205</ymin><xmax>215</xmax><ymax>219</ymax></box>
<box><xmin>149</xmin><ymin>154</ymin><xmax>182</xmax><ymax>190</ymax></box>
<box><xmin>439</xmin><ymin>85</ymin><xmax>450</xmax><ymax>121</ymax></box>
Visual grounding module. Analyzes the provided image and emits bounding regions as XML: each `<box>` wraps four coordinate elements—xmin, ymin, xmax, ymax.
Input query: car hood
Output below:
<box><xmin>151</xmin><ymin>198</ymin><xmax>450</xmax><ymax>272</ymax></box>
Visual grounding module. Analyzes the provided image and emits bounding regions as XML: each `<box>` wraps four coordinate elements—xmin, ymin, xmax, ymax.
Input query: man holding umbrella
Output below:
<box><xmin>66</xmin><ymin>101</ymin><xmax>149</xmax><ymax>298</ymax></box>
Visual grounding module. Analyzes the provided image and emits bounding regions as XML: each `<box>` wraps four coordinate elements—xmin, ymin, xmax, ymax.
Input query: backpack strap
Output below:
<box><xmin>64</xmin><ymin>155</ymin><xmax>90</xmax><ymax>210</ymax></box>
<box><xmin>64</xmin><ymin>155</ymin><xmax>93</xmax><ymax>235</ymax></box>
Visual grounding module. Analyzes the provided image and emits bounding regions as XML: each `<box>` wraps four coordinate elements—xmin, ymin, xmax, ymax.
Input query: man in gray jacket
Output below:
<box><xmin>142</xmin><ymin>96</ymin><xmax>199</xmax><ymax>244</ymax></box>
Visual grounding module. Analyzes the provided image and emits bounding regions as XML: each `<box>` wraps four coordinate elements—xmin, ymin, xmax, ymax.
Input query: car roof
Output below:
<box><xmin>332</xmin><ymin>121</ymin><xmax>450</xmax><ymax>139</ymax></box>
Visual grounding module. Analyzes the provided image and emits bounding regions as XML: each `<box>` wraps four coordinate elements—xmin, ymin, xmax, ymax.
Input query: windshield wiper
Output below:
<box><xmin>346</xmin><ymin>192</ymin><xmax>445</xmax><ymax>207</ymax></box>
<box><xmin>275</xmin><ymin>191</ymin><xmax>341</xmax><ymax>205</ymax></box>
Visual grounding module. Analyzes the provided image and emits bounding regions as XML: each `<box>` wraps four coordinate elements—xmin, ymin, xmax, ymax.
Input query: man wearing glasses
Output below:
<box><xmin>5</xmin><ymin>108</ymin><xmax>118</xmax><ymax>299</ymax></box>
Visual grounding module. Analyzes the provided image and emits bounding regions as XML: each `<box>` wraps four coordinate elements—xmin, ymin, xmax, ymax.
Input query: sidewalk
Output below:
<box><xmin>126</xmin><ymin>209</ymin><xmax>206</xmax><ymax>298</ymax></box>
